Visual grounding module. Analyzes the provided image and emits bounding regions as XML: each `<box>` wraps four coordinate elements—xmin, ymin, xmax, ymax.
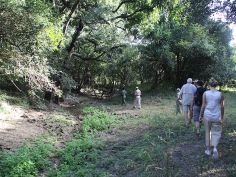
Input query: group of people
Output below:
<box><xmin>121</xmin><ymin>78</ymin><xmax>224</xmax><ymax>159</ymax></box>
<box><xmin>121</xmin><ymin>87</ymin><xmax>142</xmax><ymax>109</ymax></box>
<box><xmin>177</xmin><ymin>78</ymin><xmax>224</xmax><ymax>159</ymax></box>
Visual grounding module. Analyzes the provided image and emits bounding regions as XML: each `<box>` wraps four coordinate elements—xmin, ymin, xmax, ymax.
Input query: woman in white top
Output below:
<box><xmin>199</xmin><ymin>78</ymin><xmax>224</xmax><ymax>159</ymax></box>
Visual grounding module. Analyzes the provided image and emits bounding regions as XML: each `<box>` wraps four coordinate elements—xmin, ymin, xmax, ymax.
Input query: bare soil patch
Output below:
<box><xmin>0</xmin><ymin>95</ymin><xmax>94</xmax><ymax>150</ymax></box>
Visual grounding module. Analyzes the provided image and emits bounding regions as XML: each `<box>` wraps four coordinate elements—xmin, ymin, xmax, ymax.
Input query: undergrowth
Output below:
<box><xmin>0</xmin><ymin>91</ymin><xmax>236</xmax><ymax>177</ymax></box>
<box><xmin>47</xmin><ymin>106</ymin><xmax>115</xmax><ymax>176</ymax></box>
<box><xmin>0</xmin><ymin>141</ymin><xmax>54</xmax><ymax>177</ymax></box>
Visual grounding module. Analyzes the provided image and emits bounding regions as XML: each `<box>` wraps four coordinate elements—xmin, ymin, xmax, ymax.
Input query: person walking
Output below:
<box><xmin>176</xmin><ymin>88</ymin><xmax>182</xmax><ymax>114</ymax></box>
<box><xmin>134</xmin><ymin>87</ymin><xmax>141</xmax><ymax>109</ymax></box>
<box><xmin>190</xmin><ymin>80</ymin><xmax>206</xmax><ymax>139</ymax></box>
<box><xmin>179</xmin><ymin>78</ymin><xmax>197</xmax><ymax>126</ymax></box>
<box><xmin>199</xmin><ymin>78</ymin><xmax>224</xmax><ymax>159</ymax></box>
<box><xmin>121</xmin><ymin>87</ymin><xmax>127</xmax><ymax>105</ymax></box>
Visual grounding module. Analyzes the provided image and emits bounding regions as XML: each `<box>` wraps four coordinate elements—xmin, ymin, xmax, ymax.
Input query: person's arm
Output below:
<box><xmin>220</xmin><ymin>93</ymin><xmax>224</xmax><ymax>123</ymax></box>
<box><xmin>189</xmin><ymin>95</ymin><xmax>194</xmax><ymax>118</ymax></box>
<box><xmin>190</xmin><ymin>88</ymin><xmax>197</xmax><ymax>109</ymax></box>
<box><xmin>199</xmin><ymin>93</ymin><xmax>206</xmax><ymax>121</ymax></box>
<box><xmin>190</xmin><ymin>96</ymin><xmax>195</xmax><ymax>110</ymax></box>
<box><xmin>179</xmin><ymin>87</ymin><xmax>183</xmax><ymax>100</ymax></box>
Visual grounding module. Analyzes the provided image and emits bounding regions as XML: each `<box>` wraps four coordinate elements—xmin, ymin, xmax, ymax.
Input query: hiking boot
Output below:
<box><xmin>205</xmin><ymin>149</ymin><xmax>211</xmax><ymax>156</ymax></box>
<box><xmin>212</xmin><ymin>149</ymin><xmax>219</xmax><ymax>160</ymax></box>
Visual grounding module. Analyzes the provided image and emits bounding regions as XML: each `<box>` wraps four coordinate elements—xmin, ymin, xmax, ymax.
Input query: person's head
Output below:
<box><xmin>196</xmin><ymin>80</ymin><xmax>204</xmax><ymax>87</ymax></box>
<box><xmin>122</xmin><ymin>87</ymin><xmax>125</xmax><ymax>90</ymax></box>
<box><xmin>208</xmin><ymin>78</ymin><xmax>218</xmax><ymax>88</ymax></box>
<box><xmin>136</xmin><ymin>87</ymin><xmax>138</xmax><ymax>90</ymax></box>
<box><xmin>176</xmin><ymin>88</ymin><xmax>180</xmax><ymax>92</ymax></box>
<box><xmin>187</xmin><ymin>78</ymin><xmax>192</xmax><ymax>83</ymax></box>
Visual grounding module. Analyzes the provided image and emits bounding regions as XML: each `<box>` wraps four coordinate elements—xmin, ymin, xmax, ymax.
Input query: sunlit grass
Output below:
<box><xmin>0</xmin><ymin>91</ymin><xmax>29</xmax><ymax>108</ymax></box>
<box><xmin>1</xmin><ymin>90</ymin><xmax>236</xmax><ymax>176</ymax></box>
<box><xmin>47</xmin><ymin>113</ymin><xmax>75</xmax><ymax>126</ymax></box>
<box><xmin>0</xmin><ymin>102</ymin><xmax>11</xmax><ymax>114</ymax></box>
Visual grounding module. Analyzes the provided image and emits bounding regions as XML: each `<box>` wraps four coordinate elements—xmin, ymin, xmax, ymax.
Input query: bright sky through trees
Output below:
<box><xmin>211</xmin><ymin>11</ymin><xmax>236</xmax><ymax>46</ymax></box>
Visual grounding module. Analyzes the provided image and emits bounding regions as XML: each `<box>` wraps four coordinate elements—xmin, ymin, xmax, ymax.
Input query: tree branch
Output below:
<box><xmin>71</xmin><ymin>44</ymin><xmax>126</xmax><ymax>62</ymax></box>
<box><xmin>112</xmin><ymin>0</ymin><xmax>136</xmax><ymax>13</ymax></box>
<box><xmin>67</xmin><ymin>18</ymin><xmax>84</xmax><ymax>53</ymax></box>
<box><xmin>10</xmin><ymin>80</ymin><xmax>22</xmax><ymax>92</ymax></box>
<box><xmin>111</xmin><ymin>8</ymin><xmax>149</xmax><ymax>20</ymax></box>
<box><xmin>62</xmin><ymin>0</ymin><xmax>80</xmax><ymax>34</ymax></box>
<box><xmin>71</xmin><ymin>52</ymin><xmax>107</xmax><ymax>62</ymax></box>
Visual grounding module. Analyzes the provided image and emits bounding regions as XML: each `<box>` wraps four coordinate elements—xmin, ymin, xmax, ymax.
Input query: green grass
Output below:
<box><xmin>1</xmin><ymin>91</ymin><xmax>236</xmax><ymax>177</ymax></box>
<box><xmin>0</xmin><ymin>91</ymin><xmax>29</xmax><ymax>108</ymax></box>
<box><xmin>47</xmin><ymin>107</ymin><xmax>115</xmax><ymax>176</ymax></box>
<box><xmin>0</xmin><ymin>140</ymin><xmax>54</xmax><ymax>177</ymax></box>
<box><xmin>47</xmin><ymin>113</ymin><xmax>75</xmax><ymax>126</ymax></box>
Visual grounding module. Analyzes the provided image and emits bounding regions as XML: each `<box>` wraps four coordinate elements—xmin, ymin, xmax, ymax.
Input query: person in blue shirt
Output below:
<box><xmin>179</xmin><ymin>78</ymin><xmax>197</xmax><ymax>126</ymax></box>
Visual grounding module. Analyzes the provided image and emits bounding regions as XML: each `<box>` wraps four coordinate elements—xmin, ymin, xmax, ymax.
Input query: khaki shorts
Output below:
<box><xmin>183</xmin><ymin>105</ymin><xmax>190</xmax><ymax>112</ymax></box>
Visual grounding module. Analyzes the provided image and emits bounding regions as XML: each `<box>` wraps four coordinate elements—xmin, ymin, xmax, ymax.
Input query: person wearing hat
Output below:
<box><xmin>179</xmin><ymin>78</ymin><xmax>197</xmax><ymax>126</ymax></box>
<box><xmin>199</xmin><ymin>78</ymin><xmax>224</xmax><ymax>159</ymax></box>
<box><xmin>134</xmin><ymin>87</ymin><xmax>141</xmax><ymax>109</ymax></box>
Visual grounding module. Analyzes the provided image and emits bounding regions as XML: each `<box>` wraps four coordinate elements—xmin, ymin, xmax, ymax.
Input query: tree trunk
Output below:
<box><xmin>63</xmin><ymin>19</ymin><xmax>84</xmax><ymax>68</ymax></box>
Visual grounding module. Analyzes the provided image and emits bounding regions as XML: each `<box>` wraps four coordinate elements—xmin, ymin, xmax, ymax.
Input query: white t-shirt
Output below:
<box><xmin>204</xmin><ymin>90</ymin><xmax>222</xmax><ymax>121</ymax></box>
<box><xmin>135</xmin><ymin>89</ymin><xmax>141</xmax><ymax>97</ymax></box>
<box><xmin>180</xmin><ymin>83</ymin><xmax>197</xmax><ymax>105</ymax></box>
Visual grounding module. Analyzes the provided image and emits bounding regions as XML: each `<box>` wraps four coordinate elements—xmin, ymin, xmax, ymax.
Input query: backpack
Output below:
<box><xmin>195</xmin><ymin>87</ymin><xmax>206</xmax><ymax>106</ymax></box>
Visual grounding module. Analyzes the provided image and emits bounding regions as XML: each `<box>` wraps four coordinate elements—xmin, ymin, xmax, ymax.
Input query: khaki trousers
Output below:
<box><xmin>204</xmin><ymin>119</ymin><xmax>222</xmax><ymax>147</ymax></box>
<box><xmin>134</xmin><ymin>96</ymin><xmax>141</xmax><ymax>109</ymax></box>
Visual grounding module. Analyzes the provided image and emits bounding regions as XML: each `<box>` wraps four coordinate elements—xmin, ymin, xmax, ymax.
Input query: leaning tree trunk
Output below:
<box><xmin>63</xmin><ymin>19</ymin><xmax>84</xmax><ymax>69</ymax></box>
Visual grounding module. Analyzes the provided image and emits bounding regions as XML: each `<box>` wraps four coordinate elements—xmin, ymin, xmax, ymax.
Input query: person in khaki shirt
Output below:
<box><xmin>134</xmin><ymin>87</ymin><xmax>141</xmax><ymax>109</ymax></box>
<box><xmin>179</xmin><ymin>78</ymin><xmax>197</xmax><ymax>126</ymax></box>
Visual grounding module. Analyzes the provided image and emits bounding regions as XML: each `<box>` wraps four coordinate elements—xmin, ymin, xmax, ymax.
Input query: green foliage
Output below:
<box><xmin>0</xmin><ymin>141</ymin><xmax>53</xmax><ymax>177</ymax></box>
<box><xmin>48</xmin><ymin>107</ymin><xmax>115</xmax><ymax>176</ymax></box>
<box><xmin>0</xmin><ymin>91</ymin><xmax>29</xmax><ymax>108</ymax></box>
<box><xmin>82</xmin><ymin>107</ymin><xmax>114</xmax><ymax>134</ymax></box>
<box><xmin>47</xmin><ymin>113</ymin><xmax>75</xmax><ymax>126</ymax></box>
<box><xmin>1</xmin><ymin>0</ymin><xmax>236</xmax><ymax>100</ymax></box>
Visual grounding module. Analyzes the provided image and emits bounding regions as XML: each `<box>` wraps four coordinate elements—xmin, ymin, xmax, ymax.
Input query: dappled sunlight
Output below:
<box><xmin>228</xmin><ymin>130</ymin><xmax>236</xmax><ymax>137</ymax></box>
<box><xmin>0</xmin><ymin>122</ymin><xmax>16</xmax><ymax>133</ymax></box>
<box><xmin>201</xmin><ymin>168</ymin><xmax>229</xmax><ymax>177</ymax></box>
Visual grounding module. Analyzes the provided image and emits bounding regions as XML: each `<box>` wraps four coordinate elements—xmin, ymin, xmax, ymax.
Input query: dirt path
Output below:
<box><xmin>1</xmin><ymin>94</ymin><xmax>235</xmax><ymax>177</ymax></box>
<box><xmin>93</xmin><ymin>96</ymin><xmax>235</xmax><ymax>177</ymax></box>
<box><xmin>0</xmin><ymin>95</ymin><xmax>96</xmax><ymax>150</ymax></box>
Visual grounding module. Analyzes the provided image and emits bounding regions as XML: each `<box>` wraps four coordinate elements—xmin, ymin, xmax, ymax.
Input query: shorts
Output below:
<box><xmin>193</xmin><ymin>105</ymin><xmax>200</xmax><ymax>122</ymax></box>
<box><xmin>183</xmin><ymin>105</ymin><xmax>190</xmax><ymax>112</ymax></box>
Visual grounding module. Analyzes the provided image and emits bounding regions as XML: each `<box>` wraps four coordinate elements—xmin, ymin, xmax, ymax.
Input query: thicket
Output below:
<box><xmin>0</xmin><ymin>0</ymin><xmax>236</xmax><ymax>100</ymax></box>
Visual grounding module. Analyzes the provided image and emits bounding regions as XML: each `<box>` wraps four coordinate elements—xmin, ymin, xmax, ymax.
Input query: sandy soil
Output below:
<box><xmin>0</xmin><ymin>95</ymin><xmax>93</xmax><ymax>150</ymax></box>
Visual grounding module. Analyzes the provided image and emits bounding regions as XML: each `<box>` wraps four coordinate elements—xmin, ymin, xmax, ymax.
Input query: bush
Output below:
<box><xmin>0</xmin><ymin>142</ymin><xmax>53</xmax><ymax>177</ymax></box>
<box><xmin>81</xmin><ymin>107</ymin><xmax>114</xmax><ymax>134</ymax></box>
